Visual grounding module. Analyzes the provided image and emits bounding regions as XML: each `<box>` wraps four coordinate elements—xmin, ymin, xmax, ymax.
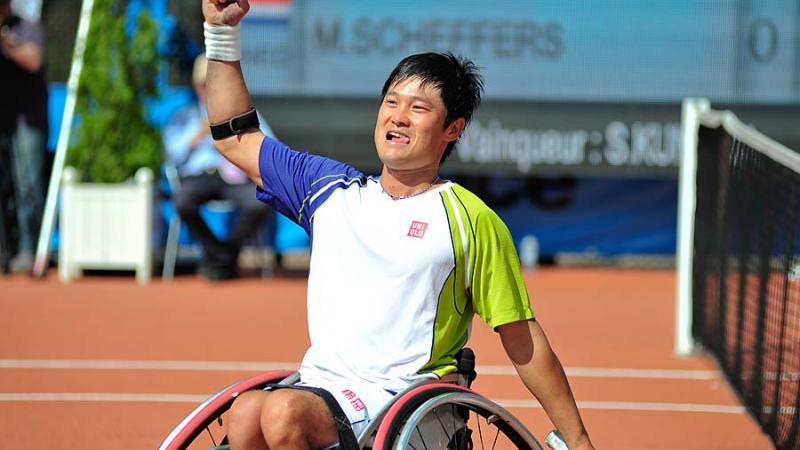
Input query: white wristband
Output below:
<box><xmin>204</xmin><ymin>22</ymin><xmax>241</xmax><ymax>62</ymax></box>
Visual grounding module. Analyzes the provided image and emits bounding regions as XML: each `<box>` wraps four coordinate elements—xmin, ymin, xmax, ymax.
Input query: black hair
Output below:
<box><xmin>381</xmin><ymin>52</ymin><xmax>484</xmax><ymax>163</ymax></box>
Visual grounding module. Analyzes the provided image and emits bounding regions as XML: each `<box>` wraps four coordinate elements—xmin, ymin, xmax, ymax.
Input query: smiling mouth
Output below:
<box><xmin>386</xmin><ymin>131</ymin><xmax>411</xmax><ymax>145</ymax></box>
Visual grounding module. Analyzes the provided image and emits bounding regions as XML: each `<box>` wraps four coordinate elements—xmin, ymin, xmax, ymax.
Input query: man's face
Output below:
<box><xmin>374</xmin><ymin>77</ymin><xmax>460</xmax><ymax>171</ymax></box>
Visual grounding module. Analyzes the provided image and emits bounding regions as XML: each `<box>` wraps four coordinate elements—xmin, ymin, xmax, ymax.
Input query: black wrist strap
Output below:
<box><xmin>209</xmin><ymin>108</ymin><xmax>259</xmax><ymax>140</ymax></box>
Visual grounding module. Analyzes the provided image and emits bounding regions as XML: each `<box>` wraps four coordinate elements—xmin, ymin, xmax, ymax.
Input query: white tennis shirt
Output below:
<box><xmin>256</xmin><ymin>137</ymin><xmax>534</xmax><ymax>393</ymax></box>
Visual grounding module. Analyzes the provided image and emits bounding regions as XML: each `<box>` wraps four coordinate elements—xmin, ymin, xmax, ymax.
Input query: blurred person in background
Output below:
<box><xmin>163</xmin><ymin>53</ymin><xmax>273</xmax><ymax>281</ymax></box>
<box><xmin>0</xmin><ymin>0</ymin><xmax>48</xmax><ymax>274</ymax></box>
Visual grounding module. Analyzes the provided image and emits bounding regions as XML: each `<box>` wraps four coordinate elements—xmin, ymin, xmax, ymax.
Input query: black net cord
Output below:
<box><xmin>752</xmin><ymin>149</ymin><xmax>775</xmax><ymax>426</ymax></box>
<box><xmin>692</xmin><ymin>126</ymin><xmax>727</xmax><ymax>355</ymax></box>
<box><xmin>691</xmin><ymin>126</ymin><xmax>713</xmax><ymax>345</ymax></box>
<box><xmin>733</xmin><ymin>140</ymin><xmax>753</xmax><ymax>386</ymax></box>
<box><xmin>782</xmin><ymin>179</ymin><xmax>800</xmax><ymax>449</ymax></box>
<box><xmin>716</xmin><ymin>134</ymin><xmax>733</xmax><ymax>368</ymax></box>
<box><xmin>774</xmin><ymin>189</ymin><xmax>797</xmax><ymax>445</ymax></box>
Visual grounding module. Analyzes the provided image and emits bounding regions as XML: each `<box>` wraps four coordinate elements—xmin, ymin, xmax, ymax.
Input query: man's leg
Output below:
<box><xmin>222</xmin><ymin>183</ymin><xmax>271</xmax><ymax>249</ymax></box>
<box><xmin>9</xmin><ymin>122</ymin><xmax>46</xmax><ymax>271</ymax></box>
<box><xmin>217</xmin><ymin>183</ymin><xmax>271</xmax><ymax>276</ymax></box>
<box><xmin>0</xmin><ymin>134</ymin><xmax>17</xmax><ymax>273</ymax></box>
<box><xmin>173</xmin><ymin>174</ymin><xmax>234</xmax><ymax>276</ymax></box>
<box><xmin>227</xmin><ymin>390</ymin><xmax>269</xmax><ymax>450</ymax></box>
<box><xmin>228</xmin><ymin>389</ymin><xmax>339</xmax><ymax>450</ymax></box>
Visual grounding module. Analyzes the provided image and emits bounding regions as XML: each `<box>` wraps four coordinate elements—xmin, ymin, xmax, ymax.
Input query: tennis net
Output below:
<box><xmin>676</xmin><ymin>99</ymin><xmax>800</xmax><ymax>449</ymax></box>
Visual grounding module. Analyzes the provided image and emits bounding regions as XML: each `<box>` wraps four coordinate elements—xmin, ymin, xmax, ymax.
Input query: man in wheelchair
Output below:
<box><xmin>198</xmin><ymin>1</ymin><xmax>595</xmax><ymax>449</ymax></box>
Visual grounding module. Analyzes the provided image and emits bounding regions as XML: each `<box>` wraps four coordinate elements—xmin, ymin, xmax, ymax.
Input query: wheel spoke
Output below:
<box><xmin>414</xmin><ymin>424</ymin><xmax>427</xmax><ymax>450</ymax></box>
<box><xmin>491</xmin><ymin>425</ymin><xmax>500</xmax><ymax>450</ymax></box>
<box><xmin>434</xmin><ymin>407</ymin><xmax>454</xmax><ymax>443</ymax></box>
<box><xmin>205</xmin><ymin>426</ymin><xmax>218</xmax><ymax>447</ymax></box>
<box><xmin>477</xmin><ymin>415</ymin><xmax>485</xmax><ymax>450</ymax></box>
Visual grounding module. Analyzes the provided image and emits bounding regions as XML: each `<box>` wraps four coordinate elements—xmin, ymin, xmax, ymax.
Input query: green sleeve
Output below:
<box><xmin>470</xmin><ymin>209</ymin><xmax>535</xmax><ymax>330</ymax></box>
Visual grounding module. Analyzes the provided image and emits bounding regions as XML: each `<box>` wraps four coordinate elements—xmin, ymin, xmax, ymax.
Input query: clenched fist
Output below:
<box><xmin>202</xmin><ymin>0</ymin><xmax>250</xmax><ymax>26</ymax></box>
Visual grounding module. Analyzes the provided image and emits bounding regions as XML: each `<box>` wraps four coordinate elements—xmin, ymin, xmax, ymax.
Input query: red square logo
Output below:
<box><xmin>407</xmin><ymin>221</ymin><xmax>428</xmax><ymax>238</ymax></box>
<box><xmin>350</xmin><ymin>398</ymin><xmax>365</xmax><ymax>411</ymax></box>
<box><xmin>341</xmin><ymin>389</ymin><xmax>357</xmax><ymax>400</ymax></box>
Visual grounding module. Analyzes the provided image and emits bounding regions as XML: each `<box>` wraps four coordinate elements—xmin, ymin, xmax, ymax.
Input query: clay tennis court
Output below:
<box><xmin>0</xmin><ymin>268</ymin><xmax>775</xmax><ymax>449</ymax></box>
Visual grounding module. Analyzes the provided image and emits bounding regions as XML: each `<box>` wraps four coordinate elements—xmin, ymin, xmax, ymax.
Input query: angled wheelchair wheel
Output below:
<box><xmin>372</xmin><ymin>384</ymin><xmax>544</xmax><ymax>450</ymax></box>
<box><xmin>158</xmin><ymin>370</ymin><xmax>296</xmax><ymax>450</ymax></box>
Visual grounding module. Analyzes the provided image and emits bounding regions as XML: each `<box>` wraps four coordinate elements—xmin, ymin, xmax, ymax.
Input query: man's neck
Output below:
<box><xmin>380</xmin><ymin>166</ymin><xmax>442</xmax><ymax>199</ymax></box>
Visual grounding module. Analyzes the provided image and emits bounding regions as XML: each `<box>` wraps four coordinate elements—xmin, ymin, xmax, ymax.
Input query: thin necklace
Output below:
<box><xmin>383</xmin><ymin>176</ymin><xmax>441</xmax><ymax>200</ymax></box>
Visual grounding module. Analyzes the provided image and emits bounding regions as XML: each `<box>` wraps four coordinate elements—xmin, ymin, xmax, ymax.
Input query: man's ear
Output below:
<box><xmin>445</xmin><ymin>118</ymin><xmax>466</xmax><ymax>142</ymax></box>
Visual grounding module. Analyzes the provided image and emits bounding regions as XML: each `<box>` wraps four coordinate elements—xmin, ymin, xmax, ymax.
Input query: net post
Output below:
<box><xmin>675</xmin><ymin>97</ymin><xmax>709</xmax><ymax>357</ymax></box>
<box><xmin>32</xmin><ymin>0</ymin><xmax>96</xmax><ymax>277</ymax></box>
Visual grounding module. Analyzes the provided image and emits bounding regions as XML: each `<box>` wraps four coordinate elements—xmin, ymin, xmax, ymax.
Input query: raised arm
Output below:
<box><xmin>497</xmin><ymin>319</ymin><xmax>595</xmax><ymax>450</ymax></box>
<box><xmin>201</xmin><ymin>0</ymin><xmax>264</xmax><ymax>187</ymax></box>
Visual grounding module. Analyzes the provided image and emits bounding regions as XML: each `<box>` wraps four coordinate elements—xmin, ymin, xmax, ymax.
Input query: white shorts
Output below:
<box><xmin>292</xmin><ymin>377</ymin><xmax>395</xmax><ymax>438</ymax></box>
<box><xmin>302</xmin><ymin>379</ymin><xmax>466</xmax><ymax>450</ymax></box>
<box><xmin>270</xmin><ymin>378</ymin><xmax>464</xmax><ymax>449</ymax></box>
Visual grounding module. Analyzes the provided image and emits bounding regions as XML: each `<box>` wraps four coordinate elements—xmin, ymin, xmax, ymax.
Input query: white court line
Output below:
<box><xmin>481</xmin><ymin>365</ymin><xmax>719</xmax><ymax>380</ymax></box>
<box><xmin>496</xmin><ymin>399</ymin><xmax>746</xmax><ymax>414</ymax></box>
<box><xmin>0</xmin><ymin>392</ymin><xmax>747</xmax><ymax>414</ymax></box>
<box><xmin>0</xmin><ymin>359</ymin><xmax>299</xmax><ymax>372</ymax></box>
<box><xmin>0</xmin><ymin>393</ymin><xmax>208</xmax><ymax>403</ymax></box>
<box><xmin>0</xmin><ymin>359</ymin><xmax>720</xmax><ymax>380</ymax></box>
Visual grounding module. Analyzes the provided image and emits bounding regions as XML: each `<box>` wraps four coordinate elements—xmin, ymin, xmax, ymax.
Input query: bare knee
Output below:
<box><xmin>260</xmin><ymin>391</ymin><xmax>306</xmax><ymax>447</ymax></box>
<box><xmin>260</xmin><ymin>390</ymin><xmax>337</xmax><ymax>450</ymax></box>
<box><xmin>228</xmin><ymin>390</ymin><xmax>269</xmax><ymax>450</ymax></box>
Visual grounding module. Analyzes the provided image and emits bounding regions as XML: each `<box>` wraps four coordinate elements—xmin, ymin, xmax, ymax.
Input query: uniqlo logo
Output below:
<box><xmin>407</xmin><ymin>221</ymin><xmax>428</xmax><ymax>238</ymax></box>
<box><xmin>341</xmin><ymin>389</ymin><xmax>357</xmax><ymax>400</ymax></box>
<box><xmin>350</xmin><ymin>398</ymin><xmax>365</xmax><ymax>411</ymax></box>
<box><xmin>341</xmin><ymin>389</ymin><xmax>365</xmax><ymax>411</ymax></box>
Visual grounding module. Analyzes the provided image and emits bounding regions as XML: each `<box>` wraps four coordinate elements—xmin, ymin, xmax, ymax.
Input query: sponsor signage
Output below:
<box><xmin>242</xmin><ymin>0</ymin><xmax>800</xmax><ymax>103</ymax></box>
<box><xmin>457</xmin><ymin>119</ymin><xmax>681</xmax><ymax>174</ymax></box>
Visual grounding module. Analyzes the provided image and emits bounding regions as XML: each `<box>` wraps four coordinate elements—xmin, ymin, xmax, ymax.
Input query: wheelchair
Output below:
<box><xmin>158</xmin><ymin>349</ymin><xmax>567</xmax><ymax>450</ymax></box>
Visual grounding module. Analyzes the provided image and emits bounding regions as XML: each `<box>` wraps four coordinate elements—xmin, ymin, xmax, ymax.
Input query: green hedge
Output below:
<box><xmin>66</xmin><ymin>0</ymin><xmax>162</xmax><ymax>183</ymax></box>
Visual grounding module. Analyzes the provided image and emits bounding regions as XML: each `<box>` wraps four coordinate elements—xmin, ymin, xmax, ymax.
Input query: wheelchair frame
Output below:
<box><xmin>158</xmin><ymin>359</ymin><xmax>561</xmax><ymax>450</ymax></box>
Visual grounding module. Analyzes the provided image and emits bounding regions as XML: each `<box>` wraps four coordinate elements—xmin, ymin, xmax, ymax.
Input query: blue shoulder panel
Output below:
<box><xmin>256</xmin><ymin>136</ymin><xmax>366</xmax><ymax>233</ymax></box>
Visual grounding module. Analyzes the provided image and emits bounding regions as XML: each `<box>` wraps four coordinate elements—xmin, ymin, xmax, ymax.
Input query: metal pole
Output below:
<box><xmin>674</xmin><ymin>97</ymin><xmax>709</xmax><ymax>356</ymax></box>
<box><xmin>32</xmin><ymin>0</ymin><xmax>95</xmax><ymax>277</ymax></box>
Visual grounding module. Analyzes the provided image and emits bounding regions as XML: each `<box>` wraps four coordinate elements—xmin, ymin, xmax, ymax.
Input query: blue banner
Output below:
<box><xmin>241</xmin><ymin>0</ymin><xmax>800</xmax><ymax>103</ymax></box>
